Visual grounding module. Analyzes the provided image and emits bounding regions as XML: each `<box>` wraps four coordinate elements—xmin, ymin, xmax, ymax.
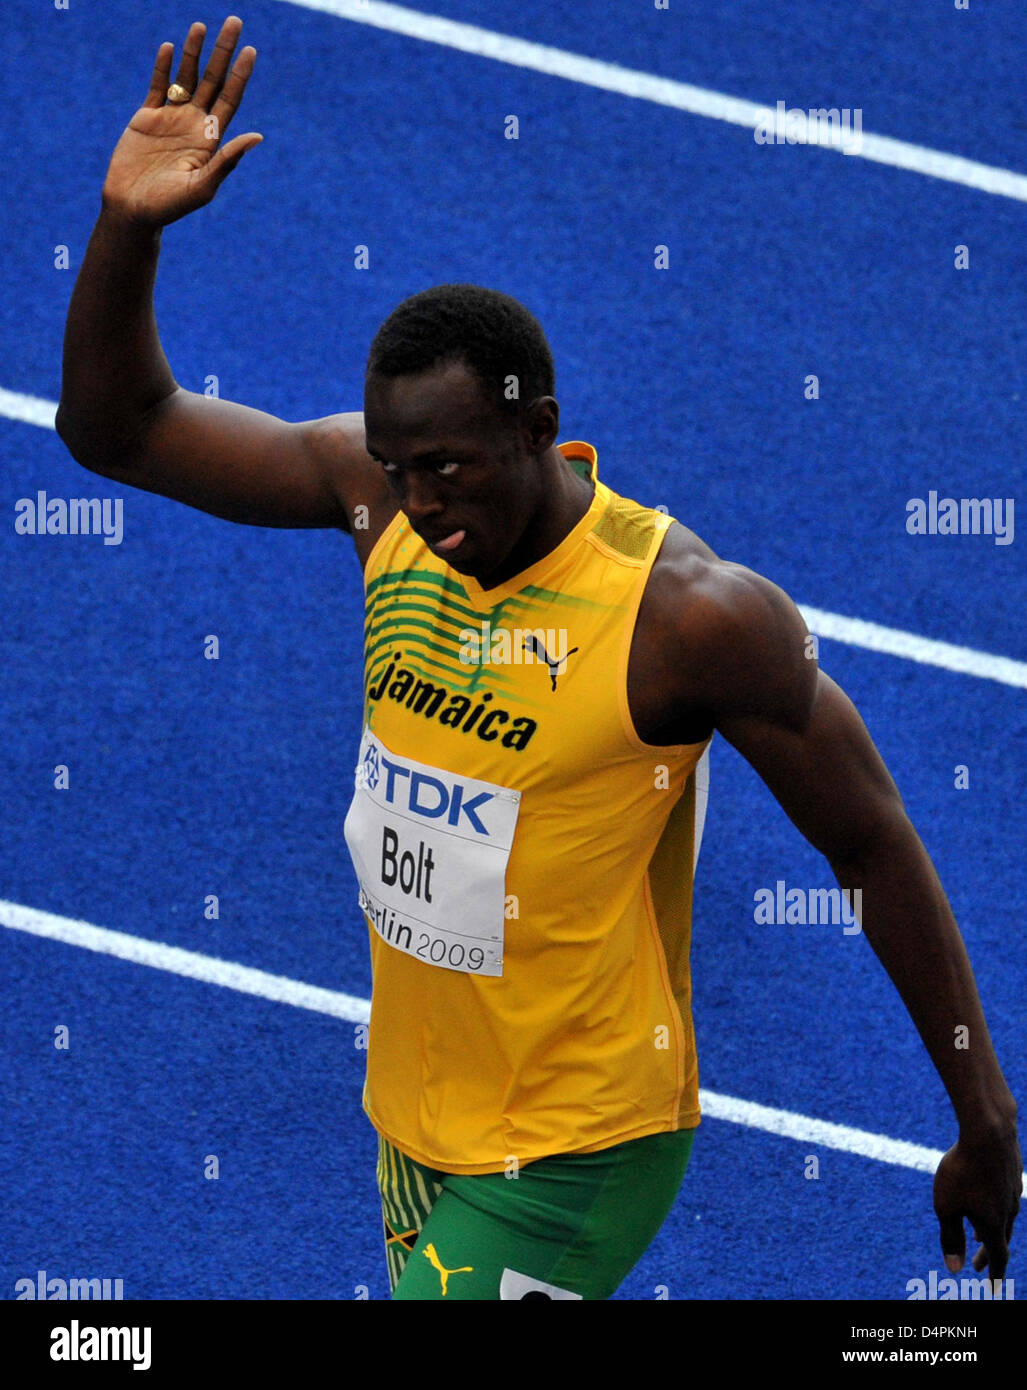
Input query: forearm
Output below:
<box><xmin>831</xmin><ymin>814</ymin><xmax>1016</xmax><ymax>1140</ymax></box>
<box><xmin>56</xmin><ymin>203</ymin><xmax>177</xmax><ymax>469</ymax></box>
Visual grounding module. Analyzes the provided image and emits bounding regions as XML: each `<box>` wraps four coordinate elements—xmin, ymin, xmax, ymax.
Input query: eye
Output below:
<box><xmin>434</xmin><ymin>461</ymin><xmax>459</xmax><ymax>477</ymax></box>
<box><xmin>379</xmin><ymin>460</ymin><xmax>398</xmax><ymax>474</ymax></box>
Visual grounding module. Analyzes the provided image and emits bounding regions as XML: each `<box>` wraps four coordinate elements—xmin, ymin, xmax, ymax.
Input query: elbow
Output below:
<box><xmin>53</xmin><ymin>402</ymin><xmax>73</xmax><ymax>447</ymax></box>
<box><xmin>55</xmin><ymin>405</ymin><xmax>127</xmax><ymax>479</ymax></box>
<box><xmin>54</xmin><ymin>403</ymin><xmax>92</xmax><ymax>466</ymax></box>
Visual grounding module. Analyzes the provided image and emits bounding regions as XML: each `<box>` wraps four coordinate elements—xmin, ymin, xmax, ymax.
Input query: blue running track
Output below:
<box><xmin>1</xmin><ymin>0</ymin><xmax>1024</xmax><ymax>1300</ymax></box>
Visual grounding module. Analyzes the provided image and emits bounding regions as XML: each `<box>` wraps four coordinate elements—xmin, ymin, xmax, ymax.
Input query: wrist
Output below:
<box><xmin>957</xmin><ymin>1095</ymin><xmax>1018</xmax><ymax>1146</ymax></box>
<box><xmin>98</xmin><ymin>193</ymin><xmax>164</xmax><ymax>240</ymax></box>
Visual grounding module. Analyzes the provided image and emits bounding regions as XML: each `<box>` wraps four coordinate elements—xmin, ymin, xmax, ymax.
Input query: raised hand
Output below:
<box><xmin>101</xmin><ymin>15</ymin><xmax>262</xmax><ymax>229</ymax></box>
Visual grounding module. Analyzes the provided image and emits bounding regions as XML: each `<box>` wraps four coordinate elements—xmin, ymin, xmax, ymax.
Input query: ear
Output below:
<box><xmin>523</xmin><ymin>395</ymin><xmax>559</xmax><ymax>455</ymax></box>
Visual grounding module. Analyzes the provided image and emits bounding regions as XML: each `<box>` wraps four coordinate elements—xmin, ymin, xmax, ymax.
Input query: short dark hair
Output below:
<box><xmin>365</xmin><ymin>283</ymin><xmax>555</xmax><ymax>419</ymax></box>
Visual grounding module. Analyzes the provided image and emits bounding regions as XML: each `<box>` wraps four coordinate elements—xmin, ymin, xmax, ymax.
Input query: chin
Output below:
<box><xmin>447</xmin><ymin>532</ymin><xmax>517</xmax><ymax>583</ymax></box>
<box><xmin>447</xmin><ymin>552</ymin><xmax>483</xmax><ymax>577</ymax></box>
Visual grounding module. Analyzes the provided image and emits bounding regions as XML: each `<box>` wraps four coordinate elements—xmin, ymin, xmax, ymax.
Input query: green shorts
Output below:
<box><xmin>376</xmin><ymin>1126</ymin><xmax>696</xmax><ymax>1300</ymax></box>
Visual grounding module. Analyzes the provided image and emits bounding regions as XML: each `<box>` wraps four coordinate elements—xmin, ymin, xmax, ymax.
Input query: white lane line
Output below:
<box><xmin>6</xmin><ymin>385</ymin><xmax>1023</xmax><ymax>689</ymax></box>
<box><xmin>700</xmin><ymin>1090</ymin><xmax>944</xmax><ymax>1175</ymax></box>
<box><xmin>800</xmin><ymin>605</ymin><xmax>1027</xmax><ymax>690</ymax></box>
<box><xmin>0</xmin><ymin>898</ymin><xmax>370</xmax><ymax>1023</ymax></box>
<box><xmin>706</xmin><ymin>1093</ymin><xmax>1026</xmax><ymax>1199</ymax></box>
<box><xmin>4</xmin><ymin>897</ymin><xmax>1024</xmax><ymax>1190</ymax></box>
<box><xmin>284</xmin><ymin>0</ymin><xmax>1027</xmax><ymax>202</ymax></box>
<box><xmin>0</xmin><ymin>386</ymin><xmax>57</xmax><ymax>430</ymax></box>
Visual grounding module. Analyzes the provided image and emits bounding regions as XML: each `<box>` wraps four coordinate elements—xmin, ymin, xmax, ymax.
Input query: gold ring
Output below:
<box><xmin>166</xmin><ymin>84</ymin><xmax>192</xmax><ymax>105</ymax></box>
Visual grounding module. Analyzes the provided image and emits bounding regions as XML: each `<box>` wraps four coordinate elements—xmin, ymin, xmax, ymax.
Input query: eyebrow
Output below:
<box><xmin>366</xmin><ymin>445</ymin><xmax>466</xmax><ymax>464</ymax></box>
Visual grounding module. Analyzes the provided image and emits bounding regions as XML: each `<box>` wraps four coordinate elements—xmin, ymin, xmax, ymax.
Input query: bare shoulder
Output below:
<box><xmin>629</xmin><ymin>521</ymin><xmax>816</xmax><ymax>740</ymax></box>
<box><xmin>648</xmin><ymin>523</ymin><xmax>805</xmax><ymax>649</ymax></box>
<box><xmin>302</xmin><ymin>409</ymin><xmax>370</xmax><ymax>468</ymax></box>
<box><xmin>301</xmin><ymin>410</ymin><xmax>399</xmax><ymax>561</ymax></box>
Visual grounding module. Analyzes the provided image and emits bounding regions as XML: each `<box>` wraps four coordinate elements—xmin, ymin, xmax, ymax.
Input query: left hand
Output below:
<box><xmin>933</xmin><ymin>1120</ymin><xmax>1021</xmax><ymax>1280</ymax></box>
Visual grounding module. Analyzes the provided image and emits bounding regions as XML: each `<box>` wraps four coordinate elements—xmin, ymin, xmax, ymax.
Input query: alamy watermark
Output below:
<box><xmin>15</xmin><ymin>491</ymin><xmax>123</xmax><ymax>545</ymax></box>
<box><xmin>753</xmin><ymin>880</ymin><xmax>862</xmax><ymax>934</ymax></box>
<box><xmin>459</xmin><ymin>623</ymin><xmax>577</xmax><ymax>690</ymax></box>
<box><xmin>15</xmin><ymin>1269</ymin><xmax>123</xmax><ymax>1299</ymax></box>
<box><xmin>459</xmin><ymin>622</ymin><xmax>572</xmax><ymax>665</ymax></box>
<box><xmin>754</xmin><ymin>102</ymin><xmax>863</xmax><ymax>154</ymax></box>
<box><xmin>50</xmin><ymin>1322</ymin><xmax>151</xmax><ymax>1372</ymax></box>
<box><xmin>906</xmin><ymin>1269</ymin><xmax>1014</xmax><ymax>1300</ymax></box>
<box><xmin>906</xmin><ymin>492</ymin><xmax>1014</xmax><ymax>545</ymax></box>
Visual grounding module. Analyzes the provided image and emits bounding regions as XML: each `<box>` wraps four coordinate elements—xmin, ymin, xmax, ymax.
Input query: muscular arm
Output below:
<box><xmin>658</xmin><ymin>549</ymin><xmax>1020</xmax><ymax>1276</ymax></box>
<box><xmin>55</xmin><ymin>210</ymin><xmax>380</xmax><ymax>528</ymax></box>
<box><xmin>55</xmin><ymin>15</ymin><xmax>395</xmax><ymax>538</ymax></box>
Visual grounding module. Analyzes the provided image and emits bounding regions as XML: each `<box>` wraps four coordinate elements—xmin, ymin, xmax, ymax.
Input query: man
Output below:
<box><xmin>57</xmin><ymin>15</ymin><xmax>1019</xmax><ymax>1300</ymax></box>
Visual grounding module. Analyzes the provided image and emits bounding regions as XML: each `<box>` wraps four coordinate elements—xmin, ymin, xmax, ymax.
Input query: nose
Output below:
<box><xmin>400</xmin><ymin>469</ymin><xmax>445</xmax><ymax>525</ymax></box>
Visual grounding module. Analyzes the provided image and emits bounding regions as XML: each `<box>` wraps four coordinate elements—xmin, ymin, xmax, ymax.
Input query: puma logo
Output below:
<box><xmin>522</xmin><ymin>635</ymin><xmax>579</xmax><ymax>691</ymax></box>
<box><xmin>422</xmin><ymin>1243</ymin><xmax>474</xmax><ymax>1296</ymax></box>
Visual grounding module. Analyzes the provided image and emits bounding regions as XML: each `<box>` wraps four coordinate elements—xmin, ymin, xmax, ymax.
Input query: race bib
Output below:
<box><xmin>343</xmin><ymin>726</ymin><xmax>521</xmax><ymax>976</ymax></box>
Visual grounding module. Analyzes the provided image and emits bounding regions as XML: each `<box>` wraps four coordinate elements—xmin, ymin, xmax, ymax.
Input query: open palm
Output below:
<box><xmin>102</xmin><ymin>15</ymin><xmax>262</xmax><ymax>228</ymax></box>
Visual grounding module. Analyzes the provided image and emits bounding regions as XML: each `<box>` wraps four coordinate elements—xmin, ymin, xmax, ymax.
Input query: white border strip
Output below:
<box><xmin>4</xmin><ymin>897</ymin><xmax>1023</xmax><ymax>1188</ymax></box>
<box><xmin>286</xmin><ymin>0</ymin><xmax>1027</xmax><ymax>202</ymax></box>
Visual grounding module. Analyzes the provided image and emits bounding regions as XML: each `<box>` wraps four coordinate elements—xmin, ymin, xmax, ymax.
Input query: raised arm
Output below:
<box><xmin>663</xmin><ymin>554</ymin><xmax>1020</xmax><ymax>1279</ymax></box>
<box><xmin>55</xmin><ymin>15</ymin><xmax>393</xmax><ymax>535</ymax></box>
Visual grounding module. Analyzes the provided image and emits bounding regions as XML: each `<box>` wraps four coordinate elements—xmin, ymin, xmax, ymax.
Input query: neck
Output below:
<box><xmin>476</xmin><ymin>448</ymin><xmax>595</xmax><ymax>589</ymax></box>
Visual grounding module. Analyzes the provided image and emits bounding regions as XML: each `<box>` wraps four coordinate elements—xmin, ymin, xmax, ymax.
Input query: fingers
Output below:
<box><xmin>140</xmin><ymin>18</ymin><xmax>256</xmax><ymax>138</ymax></box>
<box><xmin>209</xmin><ymin>46</ymin><xmax>258</xmax><ymax>138</ymax></box>
<box><xmin>142</xmin><ymin>41</ymin><xmax>173</xmax><ymax>109</ymax></box>
<box><xmin>172</xmin><ymin>21</ymin><xmax>208</xmax><ymax>101</ymax></box>
<box><xmin>972</xmin><ymin>1223</ymin><xmax>1010</xmax><ymax>1281</ymax></box>
<box><xmin>193</xmin><ymin>15</ymin><xmax>246</xmax><ymax>112</ymax></box>
<box><xmin>937</xmin><ymin>1213</ymin><xmax>966</xmax><ymax>1273</ymax></box>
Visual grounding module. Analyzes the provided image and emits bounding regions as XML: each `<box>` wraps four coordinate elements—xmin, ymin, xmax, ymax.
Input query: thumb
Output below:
<box><xmin>207</xmin><ymin>132</ymin><xmax>263</xmax><ymax>190</ymax></box>
<box><xmin>937</xmin><ymin>1214</ymin><xmax>966</xmax><ymax>1273</ymax></box>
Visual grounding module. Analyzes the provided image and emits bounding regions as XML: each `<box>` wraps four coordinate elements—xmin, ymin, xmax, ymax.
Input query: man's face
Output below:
<box><xmin>363</xmin><ymin>360</ymin><xmax>550</xmax><ymax>581</ymax></box>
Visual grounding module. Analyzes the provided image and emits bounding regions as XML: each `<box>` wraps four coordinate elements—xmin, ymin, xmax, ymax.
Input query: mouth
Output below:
<box><xmin>421</xmin><ymin>528</ymin><xmax>467</xmax><ymax>555</ymax></box>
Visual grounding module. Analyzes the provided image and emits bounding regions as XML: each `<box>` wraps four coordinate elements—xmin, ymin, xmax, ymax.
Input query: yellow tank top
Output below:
<box><xmin>345</xmin><ymin>441</ymin><xmax>711</xmax><ymax>1173</ymax></box>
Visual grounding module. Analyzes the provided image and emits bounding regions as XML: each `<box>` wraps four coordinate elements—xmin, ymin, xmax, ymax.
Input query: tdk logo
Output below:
<box><xmin>380</xmin><ymin>756</ymin><xmax>494</xmax><ymax>835</ymax></box>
